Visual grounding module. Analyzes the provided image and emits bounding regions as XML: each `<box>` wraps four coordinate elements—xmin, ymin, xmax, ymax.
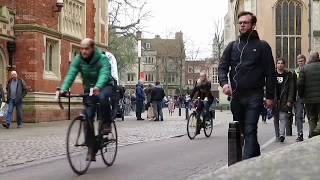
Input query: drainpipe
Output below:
<box><xmin>308</xmin><ymin>0</ymin><xmax>312</xmax><ymax>52</ymax></box>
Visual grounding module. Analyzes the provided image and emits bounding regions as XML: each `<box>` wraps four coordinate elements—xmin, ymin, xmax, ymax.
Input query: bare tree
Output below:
<box><xmin>108</xmin><ymin>0</ymin><xmax>151</xmax><ymax>37</ymax></box>
<box><xmin>212</xmin><ymin>19</ymin><xmax>224</xmax><ymax>62</ymax></box>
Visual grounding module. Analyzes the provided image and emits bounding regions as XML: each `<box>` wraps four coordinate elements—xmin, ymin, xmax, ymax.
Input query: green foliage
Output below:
<box><xmin>108</xmin><ymin>32</ymin><xmax>137</xmax><ymax>71</ymax></box>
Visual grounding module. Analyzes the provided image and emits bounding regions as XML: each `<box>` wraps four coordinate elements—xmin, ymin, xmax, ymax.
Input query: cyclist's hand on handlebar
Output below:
<box><xmin>93</xmin><ymin>87</ymin><xmax>100</xmax><ymax>96</ymax></box>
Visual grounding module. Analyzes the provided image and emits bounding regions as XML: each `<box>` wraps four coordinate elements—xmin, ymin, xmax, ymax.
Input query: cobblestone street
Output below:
<box><xmin>0</xmin><ymin>109</ymin><xmax>230</xmax><ymax>172</ymax></box>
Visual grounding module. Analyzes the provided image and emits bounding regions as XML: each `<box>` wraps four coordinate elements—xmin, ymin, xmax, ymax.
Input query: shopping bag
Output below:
<box><xmin>0</xmin><ymin>102</ymin><xmax>8</xmax><ymax>117</ymax></box>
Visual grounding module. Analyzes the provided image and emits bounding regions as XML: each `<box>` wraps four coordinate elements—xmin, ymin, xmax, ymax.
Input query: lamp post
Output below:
<box><xmin>137</xmin><ymin>39</ymin><xmax>142</xmax><ymax>81</ymax></box>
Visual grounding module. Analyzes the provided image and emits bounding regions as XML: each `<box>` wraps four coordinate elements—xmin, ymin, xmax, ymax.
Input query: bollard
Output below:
<box><xmin>228</xmin><ymin>121</ymin><xmax>242</xmax><ymax>166</ymax></box>
<box><xmin>179</xmin><ymin>106</ymin><xmax>181</xmax><ymax>116</ymax></box>
<box><xmin>68</xmin><ymin>90</ymin><xmax>71</xmax><ymax>120</ymax></box>
<box><xmin>185</xmin><ymin>107</ymin><xmax>189</xmax><ymax>120</ymax></box>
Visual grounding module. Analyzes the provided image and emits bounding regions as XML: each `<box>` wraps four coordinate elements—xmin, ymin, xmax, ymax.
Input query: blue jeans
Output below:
<box><xmin>152</xmin><ymin>101</ymin><xmax>163</xmax><ymax>120</ymax></box>
<box><xmin>231</xmin><ymin>94</ymin><xmax>263</xmax><ymax>159</ymax></box>
<box><xmin>85</xmin><ymin>86</ymin><xmax>113</xmax><ymax>152</ymax></box>
<box><xmin>6</xmin><ymin>99</ymin><xmax>24</xmax><ymax>126</ymax></box>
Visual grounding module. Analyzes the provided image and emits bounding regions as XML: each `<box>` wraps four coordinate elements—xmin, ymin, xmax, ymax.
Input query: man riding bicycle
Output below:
<box><xmin>190</xmin><ymin>71</ymin><xmax>214</xmax><ymax>134</ymax></box>
<box><xmin>60</xmin><ymin>38</ymin><xmax>113</xmax><ymax>161</ymax></box>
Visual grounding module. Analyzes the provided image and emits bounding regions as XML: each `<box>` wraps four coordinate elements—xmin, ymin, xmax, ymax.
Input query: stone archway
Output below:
<box><xmin>0</xmin><ymin>48</ymin><xmax>7</xmax><ymax>87</ymax></box>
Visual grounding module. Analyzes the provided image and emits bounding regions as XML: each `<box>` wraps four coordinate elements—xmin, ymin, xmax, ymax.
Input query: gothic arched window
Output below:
<box><xmin>276</xmin><ymin>0</ymin><xmax>302</xmax><ymax>69</ymax></box>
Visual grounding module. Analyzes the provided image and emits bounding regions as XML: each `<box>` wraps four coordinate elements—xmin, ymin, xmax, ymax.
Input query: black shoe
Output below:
<box><xmin>86</xmin><ymin>150</ymin><xmax>96</xmax><ymax>162</ymax></box>
<box><xmin>160</xmin><ymin>119</ymin><xmax>164</xmax><ymax>121</ymax></box>
<box><xmin>154</xmin><ymin>119</ymin><xmax>159</xmax><ymax>121</ymax></box>
<box><xmin>91</xmin><ymin>154</ymin><xmax>96</xmax><ymax>162</ymax></box>
<box><xmin>279</xmin><ymin>136</ymin><xmax>285</xmax><ymax>142</ymax></box>
<box><xmin>137</xmin><ymin>118</ymin><xmax>144</xmax><ymax>121</ymax></box>
<box><xmin>296</xmin><ymin>134</ymin><xmax>304</xmax><ymax>142</ymax></box>
<box><xmin>2</xmin><ymin>123</ymin><xmax>10</xmax><ymax>129</ymax></box>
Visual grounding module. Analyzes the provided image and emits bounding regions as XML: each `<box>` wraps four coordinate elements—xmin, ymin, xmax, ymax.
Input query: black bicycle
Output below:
<box><xmin>187</xmin><ymin>99</ymin><xmax>214</xmax><ymax>140</ymax></box>
<box><xmin>56</xmin><ymin>89</ymin><xmax>118</xmax><ymax>175</ymax></box>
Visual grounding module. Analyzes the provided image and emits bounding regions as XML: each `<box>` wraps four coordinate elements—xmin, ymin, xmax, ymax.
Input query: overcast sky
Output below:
<box><xmin>142</xmin><ymin>0</ymin><xmax>228</xmax><ymax>59</ymax></box>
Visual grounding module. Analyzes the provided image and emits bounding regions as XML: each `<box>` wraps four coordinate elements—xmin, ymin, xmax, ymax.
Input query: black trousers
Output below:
<box><xmin>136</xmin><ymin>100</ymin><xmax>144</xmax><ymax>119</ymax></box>
<box><xmin>231</xmin><ymin>93</ymin><xmax>263</xmax><ymax>159</ymax></box>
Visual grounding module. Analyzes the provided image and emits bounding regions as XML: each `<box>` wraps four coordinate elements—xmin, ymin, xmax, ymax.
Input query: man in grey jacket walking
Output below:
<box><xmin>2</xmin><ymin>71</ymin><xmax>27</xmax><ymax>129</ymax></box>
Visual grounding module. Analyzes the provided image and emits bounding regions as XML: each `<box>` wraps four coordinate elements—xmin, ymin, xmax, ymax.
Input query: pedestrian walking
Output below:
<box><xmin>2</xmin><ymin>71</ymin><xmax>28</xmax><ymax>129</ymax></box>
<box><xmin>273</xmin><ymin>58</ymin><xmax>296</xmax><ymax>142</ymax></box>
<box><xmin>219</xmin><ymin>11</ymin><xmax>275</xmax><ymax>159</ymax></box>
<box><xmin>135</xmin><ymin>80</ymin><xmax>145</xmax><ymax>120</ymax></box>
<box><xmin>298</xmin><ymin>52</ymin><xmax>320</xmax><ymax>138</ymax></box>
<box><xmin>168</xmin><ymin>97</ymin><xmax>175</xmax><ymax>116</ymax></box>
<box><xmin>294</xmin><ymin>54</ymin><xmax>307</xmax><ymax>142</ymax></box>
<box><xmin>151</xmin><ymin>81</ymin><xmax>165</xmax><ymax>121</ymax></box>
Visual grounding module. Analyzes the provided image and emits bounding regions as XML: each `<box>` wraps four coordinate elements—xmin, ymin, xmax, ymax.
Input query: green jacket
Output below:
<box><xmin>298</xmin><ymin>61</ymin><xmax>320</xmax><ymax>103</ymax></box>
<box><xmin>62</xmin><ymin>48</ymin><xmax>112</xmax><ymax>92</ymax></box>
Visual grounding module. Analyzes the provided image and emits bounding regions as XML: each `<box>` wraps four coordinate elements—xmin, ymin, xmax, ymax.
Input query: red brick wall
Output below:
<box><xmin>86</xmin><ymin>0</ymin><xmax>96</xmax><ymax>39</ymax></box>
<box><xmin>0</xmin><ymin>0</ymin><xmax>15</xmax><ymax>9</ymax></box>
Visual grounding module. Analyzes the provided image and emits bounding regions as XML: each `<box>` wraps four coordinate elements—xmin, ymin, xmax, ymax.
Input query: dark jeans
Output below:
<box><xmin>152</xmin><ymin>100</ymin><xmax>163</xmax><ymax>120</ymax></box>
<box><xmin>136</xmin><ymin>100</ymin><xmax>144</xmax><ymax>119</ymax></box>
<box><xmin>231</xmin><ymin>93</ymin><xmax>263</xmax><ymax>159</ymax></box>
<box><xmin>85</xmin><ymin>86</ymin><xmax>113</xmax><ymax>152</ymax></box>
<box><xmin>6</xmin><ymin>99</ymin><xmax>24</xmax><ymax>126</ymax></box>
<box><xmin>305</xmin><ymin>103</ymin><xmax>320</xmax><ymax>136</ymax></box>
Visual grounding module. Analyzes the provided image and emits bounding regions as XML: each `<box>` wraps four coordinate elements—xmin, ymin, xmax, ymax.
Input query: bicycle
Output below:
<box><xmin>56</xmin><ymin>88</ymin><xmax>118</xmax><ymax>175</ymax></box>
<box><xmin>187</xmin><ymin>98</ymin><xmax>214</xmax><ymax>140</ymax></box>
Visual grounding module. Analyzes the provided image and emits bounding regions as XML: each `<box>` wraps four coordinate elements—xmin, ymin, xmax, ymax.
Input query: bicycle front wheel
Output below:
<box><xmin>66</xmin><ymin>116</ymin><xmax>91</xmax><ymax>175</ymax></box>
<box><xmin>204</xmin><ymin>117</ymin><xmax>213</xmax><ymax>137</ymax></box>
<box><xmin>101</xmin><ymin>121</ymin><xmax>118</xmax><ymax>166</ymax></box>
<box><xmin>187</xmin><ymin>112</ymin><xmax>197</xmax><ymax>140</ymax></box>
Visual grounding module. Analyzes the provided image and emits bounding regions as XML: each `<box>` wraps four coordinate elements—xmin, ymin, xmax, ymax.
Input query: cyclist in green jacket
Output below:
<box><xmin>61</xmin><ymin>38</ymin><xmax>113</xmax><ymax>161</ymax></box>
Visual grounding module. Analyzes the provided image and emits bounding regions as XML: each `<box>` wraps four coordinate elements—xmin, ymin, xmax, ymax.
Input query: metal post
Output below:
<box><xmin>228</xmin><ymin>121</ymin><xmax>242</xmax><ymax>166</ymax></box>
<box><xmin>138</xmin><ymin>57</ymin><xmax>141</xmax><ymax>77</ymax></box>
<box><xmin>68</xmin><ymin>90</ymin><xmax>71</xmax><ymax>120</ymax></box>
<box><xmin>185</xmin><ymin>105</ymin><xmax>189</xmax><ymax>120</ymax></box>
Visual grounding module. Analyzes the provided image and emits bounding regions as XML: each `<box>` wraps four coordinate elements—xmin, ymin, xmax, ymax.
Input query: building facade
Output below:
<box><xmin>224</xmin><ymin>0</ymin><xmax>320</xmax><ymax>69</ymax></box>
<box><xmin>0</xmin><ymin>0</ymin><xmax>108</xmax><ymax>122</ymax></box>
<box><xmin>121</xmin><ymin>32</ymin><xmax>186</xmax><ymax>97</ymax></box>
<box><xmin>184</xmin><ymin>58</ymin><xmax>220</xmax><ymax>98</ymax></box>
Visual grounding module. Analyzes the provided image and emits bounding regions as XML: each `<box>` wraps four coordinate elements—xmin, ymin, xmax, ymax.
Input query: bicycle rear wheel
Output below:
<box><xmin>66</xmin><ymin>116</ymin><xmax>91</xmax><ymax>175</ymax></box>
<box><xmin>204</xmin><ymin>117</ymin><xmax>213</xmax><ymax>137</ymax></box>
<box><xmin>187</xmin><ymin>112</ymin><xmax>197</xmax><ymax>140</ymax></box>
<box><xmin>101</xmin><ymin>121</ymin><xmax>118</xmax><ymax>166</ymax></box>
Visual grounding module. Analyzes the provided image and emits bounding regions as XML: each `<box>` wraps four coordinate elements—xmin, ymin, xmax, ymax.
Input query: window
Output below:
<box><xmin>167</xmin><ymin>73</ymin><xmax>177</xmax><ymax>84</ymax></box>
<box><xmin>71</xmin><ymin>46</ymin><xmax>80</xmax><ymax>60</ymax></box>
<box><xmin>213</xmin><ymin>67</ymin><xmax>218</xmax><ymax>84</ymax></box>
<box><xmin>127</xmin><ymin>73</ymin><xmax>135</xmax><ymax>82</ymax></box>
<box><xmin>45</xmin><ymin>43</ymin><xmax>53</xmax><ymax>72</ymax></box>
<box><xmin>44</xmin><ymin>38</ymin><xmax>60</xmax><ymax>80</ymax></box>
<box><xmin>188</xmin><ymin>66</ymin><xmax>193</xmax><ymax>73</ymax></box>
<box><xmin>275</xmin><ymin>0</ymin><xmax>302</xmax><ymax>69</ymax></box>
<box><xmin>188</xmin><ymin>79</ymin><xmax>193</xmax><ymax>85</ymax></box>
<box><xmin>195</xmin><ymin>66</ymin><xmax>201</xmax><ymax>73</ymax></box>
<box><xmin>146</xmin><ymin>43</ymin><xmax>151</xmax><ymax>49</ymax></box>
<box><xmin>146</xmin><ymin>57</ymin><xmax>154</xmax><ymax>64</ymax></box>
<box><xmin>145</xmin><ymin>73</ymin><xmax>154</xmax><ymax>82</ymax></box>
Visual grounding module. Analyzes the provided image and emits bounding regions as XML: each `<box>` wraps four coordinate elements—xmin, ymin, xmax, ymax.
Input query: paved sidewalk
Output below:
<box><xmin>0</xmin><ymin>109</ymin><xmax>230</xmax><ymax>172</ymax></box>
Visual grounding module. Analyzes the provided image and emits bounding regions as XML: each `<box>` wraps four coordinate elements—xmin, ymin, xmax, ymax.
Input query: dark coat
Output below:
<box><xmin>135</xmin><ymin>84</ymin><xmax>145</xmax><ymax>101</ymax></box>
<box><xmin>151</xmin><ymin>86</ymin><xmax>165</xmax><ymax>102</ymax></box>
<box><xmin>0</xmin><ymin>84</ymin><xmax>4</xmax><ymax>104</ymax></box>
<box><xmin>6</xmin><ymin>78</ymin><xmax>28</xmax><ymax>104</ymax></box>
<box><xmin>275</xmin><ymin>70</ymin><xmax>296</xmax><ymax>112</ymax></box>
<box><xmin>190</xmin><ymin>80</ymin><xmax>214</xmax><ymax>104</ymax></box>
<box><xmin>298</xmin><ymin>60</ymin><xmax>320</xmax><ymax>103</ymax></box>
<box><xmin>218</xmin><ymin>30</ymin><xmax>276</xmax><ymax>99</ymax></box>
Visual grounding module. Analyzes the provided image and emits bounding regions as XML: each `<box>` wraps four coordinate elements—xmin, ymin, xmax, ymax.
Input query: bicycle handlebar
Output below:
<box><xmin>55</xmin><ymin>87</ymin><xmax>91</xmax><ymax>110</ymax></box>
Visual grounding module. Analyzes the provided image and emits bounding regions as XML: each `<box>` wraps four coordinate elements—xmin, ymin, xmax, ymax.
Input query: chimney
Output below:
<box><xmin>175</xmin><ymin>31</ymin><xmax>183</xmax><ymax>41</ymax></box>
<box><xmin>136</xmin><ymin>31</ymin><xmax>142</xmax><ymax>39</ymax></box>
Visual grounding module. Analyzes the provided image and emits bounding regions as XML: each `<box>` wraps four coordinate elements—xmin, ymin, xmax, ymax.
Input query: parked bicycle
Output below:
<box><xmin>56</xmin><ymin>88</ymin><xmax>118</xmax><ymax>175</ymax></box>
<box><xmin>187</xmin><ymin>98</ymin><xmax>214</xmax><ymax>140</ymax></box>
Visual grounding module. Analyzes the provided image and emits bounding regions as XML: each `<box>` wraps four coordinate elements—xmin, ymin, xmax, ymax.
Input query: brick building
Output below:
<box><xmin>0</xmin><ymin>0</ymin><xmax>108</xmax><ymax>122</ymax></box>
<box><xmin>184</xmin><ymin>58</ymin><xmax>219</xmax><ymax>98</ymax></box>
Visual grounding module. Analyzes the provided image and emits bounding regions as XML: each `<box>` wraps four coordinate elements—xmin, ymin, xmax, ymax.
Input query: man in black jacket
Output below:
<box><xmin>151</xmin><ymin>81</ymin><xmax>165</xmax><ymax>121</ymax></box>
<box><xmin>274</xmin><ymin>58</ymin><xmax>295</xmax><ymax>143</ymax></box>
<box><xmin>218</xmin><ymin>11</ymin><xmax>275</xmax><ymax>159</ymax></box>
